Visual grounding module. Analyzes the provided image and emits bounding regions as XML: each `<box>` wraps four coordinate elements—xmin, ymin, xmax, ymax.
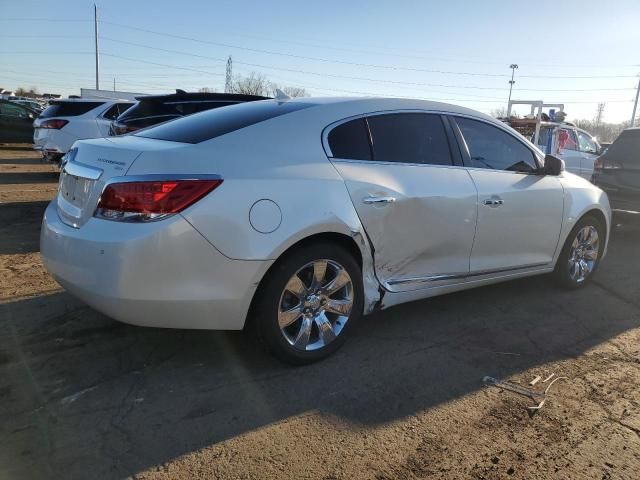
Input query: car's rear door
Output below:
<box><xmin>327</xmin><ymin>112</ymin><xmax>478</xmax><ymax>292</ymax></box>
<box><xmin>450</xmin><ymin>116</ymin><xmax>564</xmax><ymax>273</ymax></box>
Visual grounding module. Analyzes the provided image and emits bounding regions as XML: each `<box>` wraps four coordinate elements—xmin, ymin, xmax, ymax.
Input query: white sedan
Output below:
<box><xmin>33</xmin><ymin>98</ymin><xmax>133</xmax><ymax>163</ymax></box>
<box><xmin>41</xmin><ymin>97</ymin><xmax>611</xmax><ymax>363</ymax></box>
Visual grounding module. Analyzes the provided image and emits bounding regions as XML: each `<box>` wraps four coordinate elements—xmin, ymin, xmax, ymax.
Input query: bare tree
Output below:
<box><xmin>198</xmin><ymin>87</ymin><xmax>217</xmax><ymax>93</ymax></box>
<box><xmin>14</xmin><ymin>86</ymin><xmax>39</xmax><ymax>98</ymax></box>
<box><xmin>573</xmin><ymin>118</ymin><xmax>630</xmax><ymax>143</ymax></box>
<box><xmin>231</xmin><ymin>72</ymin><xmax>270</xmax><ymax>96</ymax></box>
<box><xmin>231</xmin><ymin>72</ymin><xmax>308</xmax><ymax>98</ymax></box>
<box><xmin>273</xmin><ymin>85</ymin><xmax>308</xmax><ymax>97</ymax></box>
<box><xmin>490</xmin><ymin>107</ymin><xmax>508</xmax><ymax>118</ymax></box>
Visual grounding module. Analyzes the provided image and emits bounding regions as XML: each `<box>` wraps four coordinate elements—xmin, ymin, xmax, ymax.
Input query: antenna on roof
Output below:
<box><xmin>275</xmin><ymin>89</ymin><xmax>291</xmax><ymax>101</ymax></box>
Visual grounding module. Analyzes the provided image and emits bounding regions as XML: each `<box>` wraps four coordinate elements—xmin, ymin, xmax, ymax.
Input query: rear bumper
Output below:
<box><xmin>40</xmin><ymin>201</ymin><xmax>271</xmax><ymax>330</ymax></box>
<box><xmin>33</xmin><ymin>129</ymin><xmax>76</xmax><ymax>155</ymax></box>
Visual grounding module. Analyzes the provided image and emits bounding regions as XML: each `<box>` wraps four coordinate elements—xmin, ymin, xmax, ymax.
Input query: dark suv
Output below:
<box><xmin>592</xmin><ymin>127</ymin><xmax>640</xmax><ymax>214</ymax></box>
<box><xmin>109</xmin><ymin>91</ymin><xmax>269</xmax><ymax>135</ymax></box>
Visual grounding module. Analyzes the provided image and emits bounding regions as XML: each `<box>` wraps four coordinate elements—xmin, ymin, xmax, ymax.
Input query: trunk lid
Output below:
<box><xmin>55</xmin><ymin>136</ymin><xmax>176</xmax><ymax>228</ymax></box>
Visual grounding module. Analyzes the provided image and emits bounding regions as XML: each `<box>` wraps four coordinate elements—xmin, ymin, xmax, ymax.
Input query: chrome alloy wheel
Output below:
<box><xmin>278</xmin><ymin>259</ymin><xmax>354</xmax><ymax>351</ymax></box>
<box><xmin>568</xmin><ymin>225</ymin><xmax>600</xmax><ymax>283</ymax></box>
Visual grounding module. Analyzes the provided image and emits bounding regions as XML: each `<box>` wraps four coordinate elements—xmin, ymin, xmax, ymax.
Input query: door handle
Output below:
<box><xmin>483</xmin><ymin>198</ymin><xmax>504</xmax><ymax>207</ymax></box>
<box><xmin>363</xmin><ymin>196</ymin><xmax>396</xmax><ymax>205</ymax></box>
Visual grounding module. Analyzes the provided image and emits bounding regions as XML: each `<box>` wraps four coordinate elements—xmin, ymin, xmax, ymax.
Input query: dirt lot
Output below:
<box><xmin>0</xmin><ymin>144</ymin><xmax>639</xmax><ymax>480</ymax></box>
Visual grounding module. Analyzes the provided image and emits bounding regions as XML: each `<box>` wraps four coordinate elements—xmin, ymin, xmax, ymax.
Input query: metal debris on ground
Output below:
<box><xmin>529</xmin><ymin>375</ymin><xmax>542</xmax><ymax>386</ymax></box>
<box><xmin>482</xmin><ymin>374</ymin><xmax>567</xmax><ymax>413</ymax></box>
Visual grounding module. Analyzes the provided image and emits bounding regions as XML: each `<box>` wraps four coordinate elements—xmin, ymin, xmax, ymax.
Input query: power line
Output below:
<box><xmin>3</xmin><ymin>17</ymin><xmax>638</xmax><ymax>71</ymax></box>
<box><xmin>97</xmin><ymin>37</ymin><xmax>638</xmax><ymax>99</ymax></box>
<box><xmin>99</xmin><ymin>52</ymin><xmax>224</xmax><ymax>77</ymax></box>
<box><xmin>98</xmin><ymin>20</ymin><xmax>640</xmax><ymax>79</ymax></box>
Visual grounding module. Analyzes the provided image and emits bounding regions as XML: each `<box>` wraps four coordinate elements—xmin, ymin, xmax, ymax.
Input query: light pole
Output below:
<box><xmin>94</xmin><ymin>4</ymin><xmax>100</xmax><ymax>90</ymax></box>
<box><xmin>507</xmin><ymin>64</ymin><xmax>518</xmax><ymax>111</ymax></box>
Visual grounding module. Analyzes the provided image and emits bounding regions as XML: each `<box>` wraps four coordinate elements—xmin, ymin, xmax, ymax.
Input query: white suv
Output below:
<box><xmin>33</xmin><ymin>99</ymin><xmax>133</xmax><ymax>163</ymax></box>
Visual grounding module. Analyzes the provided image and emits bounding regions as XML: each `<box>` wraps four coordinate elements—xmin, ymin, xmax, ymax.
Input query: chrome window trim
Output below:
<box><xmin>321</xmin><ymin>108</ymin><xmax>543</xmax><ymax>167</ymax></box>
<box><xmin>322</xmin><ymin>109</ymin><xmax>456</xmax><ymax>159</ymax></box>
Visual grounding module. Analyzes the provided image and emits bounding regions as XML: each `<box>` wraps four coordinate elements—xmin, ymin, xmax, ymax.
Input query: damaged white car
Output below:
<box><xmin>41</xmin><ymin>97</ymin><xmax>611</xmax><ymax>363</ymax></box>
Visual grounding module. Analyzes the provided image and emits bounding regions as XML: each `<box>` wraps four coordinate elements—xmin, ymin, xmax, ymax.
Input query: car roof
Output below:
<box><xmin>50</xmin><ymin>98</ymin><xmax>131</xmax><ymax>104</ymax></box>
<box><xmin>0</xmin><ymin>98</ymin><xmax>37</xmax><ymax>113</ymax></box>
<box><xmin>136</xmin><ymin>92</ymin><xmax>270</xmax><ymax>102</ymax></box>
<box><xmin>264</xmin><ymin>96</ymin><xmax>502</xmax><ymax>125</ymax></box>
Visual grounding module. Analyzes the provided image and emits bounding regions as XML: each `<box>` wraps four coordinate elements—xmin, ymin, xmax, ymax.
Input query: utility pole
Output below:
<box><xmin>507</xmin><ymin>64</ymin><xmax>518</xmax><ymax>110</ymax></box>
<box><xmin>113</xmin><ymin>78</ymin><xmax>116</xmax><ymax>92</ymax></box>
<box><xmin>225</xmin><ymin>56</ymin><xmax>233</xmax><ymax>93</ymax></box>
<box><xmin>631</xmin><ymin>77</ymin><xmax>640</xmax><ymax>127</ymax></box>
<box><xmin>94</xmin><ymin>4</ymin><xmax>100</xmax><ymax>90</ymax></box>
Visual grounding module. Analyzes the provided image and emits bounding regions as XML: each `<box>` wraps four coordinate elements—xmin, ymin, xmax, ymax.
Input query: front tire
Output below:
<box><xmin>554</xmin><ymin>214</ymin><xmax>605</xmax><ymax>289</ymax></box>
<box><xmin>253</xmin><ymin>242</ymin><xmax>364</xmax><ymax>364</ymax></box>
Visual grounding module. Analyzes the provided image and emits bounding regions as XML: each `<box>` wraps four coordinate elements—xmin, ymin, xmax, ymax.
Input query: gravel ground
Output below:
<box><xmin>0</xmin><ymin>144</ymin><xmax>639</xmax><ymax>480</ymax></box>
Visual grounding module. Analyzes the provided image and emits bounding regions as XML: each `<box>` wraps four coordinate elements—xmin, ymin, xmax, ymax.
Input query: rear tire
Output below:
<box><xmin>553</xmin><ymin>214</ymin><xmax>605</xmax><ymax>289</ymax></box>
<box><xmin>252</xmin><ymin>242</ymin><xmax>364</xmax><ymax>365</ymax></box>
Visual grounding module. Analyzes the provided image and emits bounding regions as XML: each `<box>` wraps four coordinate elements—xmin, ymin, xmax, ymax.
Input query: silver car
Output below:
<box><xmin>41</xmin><ymin>97</ymin><xmax>611</xmax><ymax>363</ymax></box>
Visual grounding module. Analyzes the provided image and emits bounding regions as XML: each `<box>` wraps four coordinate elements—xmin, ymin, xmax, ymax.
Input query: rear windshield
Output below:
<box><xmin>40</xmin><ymin>101</ymin><xmax>105</xmax><ymax>118</ymax></box>
<box><xmin>606</xmin><ymin>129</ymin><xmax>640</xmax><ymax>165</ymax></box>
<box><xmin>135</xmin><ymin>100</ymin><xmax>314</xmax><ymax>143</ymax></box>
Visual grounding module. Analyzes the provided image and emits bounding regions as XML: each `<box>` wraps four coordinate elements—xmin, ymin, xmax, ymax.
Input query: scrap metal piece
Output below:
<box><xmin>542</xmin><ymin>373</ymin><xmax>556</xmax><ymax>383</ymax></box>
<box><xmin>483</xmin><ymin>375</ymin><xmax>567</xmax><ymax>413</ymax></box>
<box><xmin>482</xmin><ymin>376</ymin><xmax>545</xmax><ymax>404</ymax></box>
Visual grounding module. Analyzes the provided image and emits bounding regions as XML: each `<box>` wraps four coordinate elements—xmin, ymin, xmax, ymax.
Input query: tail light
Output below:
<box><xmin>95</xmin><ymin>177</ymin><xmax>223</xmax><ymax>222</ymax></box>
<box><xmin>594</xmin><ymin>157</ymin><xmax>603</xmax><ymax>170</ymax></box>
<box><xmin>39</xmin><ymin>119</ymin><xmax>68</xmax><ymax>129</ymax></box>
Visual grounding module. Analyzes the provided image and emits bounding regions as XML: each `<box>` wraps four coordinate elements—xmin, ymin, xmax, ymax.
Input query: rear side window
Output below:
<box><xmin>102</xmin><ymin>103</ymin><xmax>132</xmax><ymax>120</ymax></box>
<box><xmin>40</xmin><ymin>102</ymin><xmax>105</xmax><ymax>118</ymax></box>
<box><xmin>367</xmin><ymin>113</ymin><xmax>452</xmax><ymax>165</ymax></box>
<box><xmin>456</xmin><ymin>117</ymin><xmax>538</xmax><ymax>173</ymax></box>
<box><xmin>328</xmin><ymin>118</ymin><xmax>372</xmax><ymax>160</ymax></box>
<box><xmin>136</xmin><ymin>100</ymin><xmax>313</xmax><ymax>144</ymax></box>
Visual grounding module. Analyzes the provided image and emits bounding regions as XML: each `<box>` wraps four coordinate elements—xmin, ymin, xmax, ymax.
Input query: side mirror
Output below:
<box><xmin>542</xmin><ymin>154</ymin><xmax>565</xmax><ymax>176</ymax></box>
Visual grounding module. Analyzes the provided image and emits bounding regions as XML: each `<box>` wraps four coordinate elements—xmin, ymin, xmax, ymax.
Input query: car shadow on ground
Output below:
<box><xmin>1</xmin><ymin>225</ymin><xmax>639</xmax><ymax>479</ymax></box>
<box><xmin>0</xmin><ymin>201</ymin><xmax>50</xmax><ymax>255</ymax></box>
<box><xmin>0</xmin><ymin>172</ymin><xmax>59</xmax><ymax>184</ymax></box>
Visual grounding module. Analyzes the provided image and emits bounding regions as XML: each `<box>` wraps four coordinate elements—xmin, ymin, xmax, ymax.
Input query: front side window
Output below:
<box><xmin>557</xmin><ymin>128</ymin><xmax>578</xmax><ymax>151</ymax></box>
<box><xmin>577</xmin><ymin>131</ymin><xmax>598</xmax><ymax>154</ymax></box>
<box><xmin>456</xmin><ymin>117</ymin><xmax>538</xmax><ymax>173</ymax></box>
<box><xmin>327</xmin><ymin>118</ymin><xmax>371</xmax><ymax>160</ymax></box>
<box><xmin>366</xmin><ymin>113</ymin><xmax>452</xmax><ymax>165</ymax></box>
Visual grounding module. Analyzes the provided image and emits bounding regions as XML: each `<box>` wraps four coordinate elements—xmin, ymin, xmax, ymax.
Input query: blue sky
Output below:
<box><xmin>1</xmin><ymin>0</ymin><xmax>638</xmax><ymax>122</ymax></box>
